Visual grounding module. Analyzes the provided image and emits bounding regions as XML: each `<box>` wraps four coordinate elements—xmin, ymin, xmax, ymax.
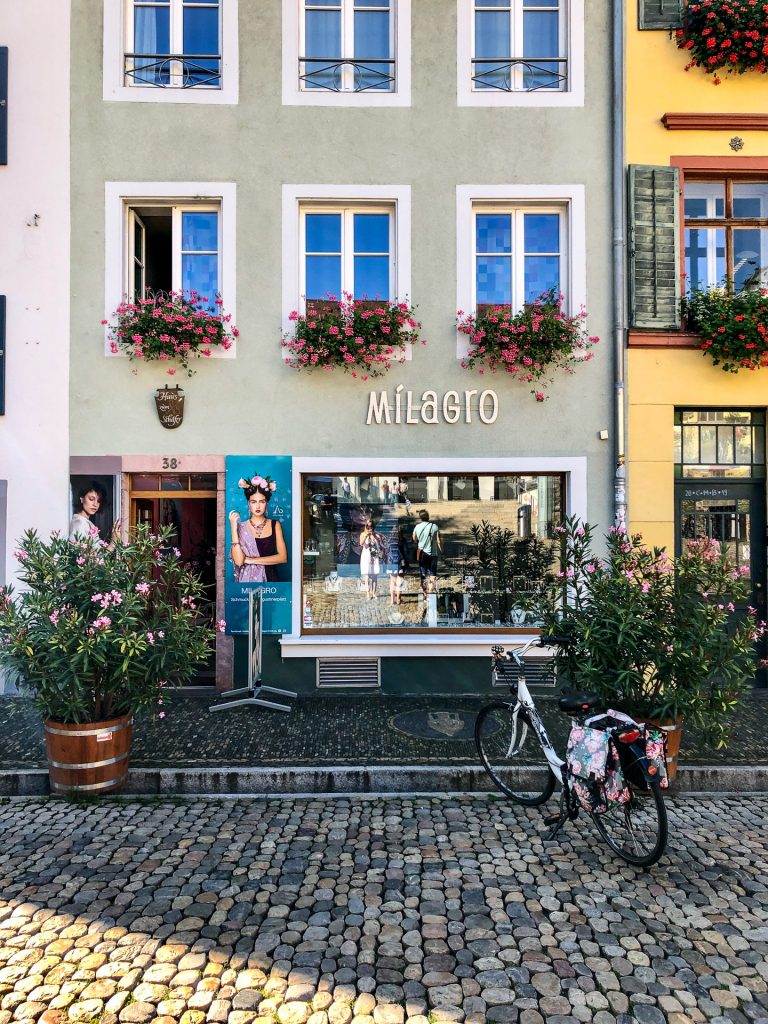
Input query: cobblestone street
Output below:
<box><xmin>0</xmin><ymin>795</ymin><xmax>766</xmax><ymax>1024</ymax></box>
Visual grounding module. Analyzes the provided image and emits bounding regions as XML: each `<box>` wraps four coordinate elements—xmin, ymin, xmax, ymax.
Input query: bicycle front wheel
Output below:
<box><xmin>591</xmin><ymin>782</ymin><xmax>668</xmax><ymax>867</ymax></box>
<box><xmin>475</xmin><ymin>703</ymin><xmax>556</xmax><ymax>806</ymax></box>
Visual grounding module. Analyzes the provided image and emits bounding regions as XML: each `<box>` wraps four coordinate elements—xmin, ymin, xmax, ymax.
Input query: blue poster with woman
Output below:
<box><xmin>224</xmin><ymin>456</ymin><xmax>293</xmax><ymax>634</ymax></box>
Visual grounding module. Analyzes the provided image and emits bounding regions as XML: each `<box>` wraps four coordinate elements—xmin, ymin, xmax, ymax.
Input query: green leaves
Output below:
<box><xmin>685</xmin><ymin>286</ymin><xmax>768</xmax><ymax>373</ymax></box>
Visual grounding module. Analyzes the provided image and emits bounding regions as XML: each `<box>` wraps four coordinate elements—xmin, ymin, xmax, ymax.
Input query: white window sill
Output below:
<box><xmin>280</xmin><ymin>632</ymin><xmax>542</xmax><ymax>658</ymax></box>
<box><xmin>104</xmin><ymin>84</ymin><xmax>238</xmax><ymax>105</ymax></box>
<box><xmin>282</xmin><ymin>88</ymin><xmax>411</xmax><ymax>108</ymax></box>
<box><xmin>458</xmin><ymin>89</ymin><xmax>583</xmax><ymax>108</ymax></box>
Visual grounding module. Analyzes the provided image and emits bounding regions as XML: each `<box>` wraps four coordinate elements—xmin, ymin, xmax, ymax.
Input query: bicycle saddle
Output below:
<box><xmin>558</xmin><ymin>692</ymin><xmax>601</xmax><ymax>714</ymax></box>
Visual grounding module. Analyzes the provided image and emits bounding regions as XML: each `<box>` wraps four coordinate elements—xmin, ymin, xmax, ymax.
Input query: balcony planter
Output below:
<box><xmin>676</xmin><ymin>0</ymin><xmax>768</xmax><ymax>84</ymax></box>
<box><xmin>457</xmin><ymin>291</ymin><xmax>598</xmax><ymax>401</ymax></box>
<box><xmin>282</xmin><ymin>295</ymin><xmax>424</xmax><ymax>380</ymax></box>
<box><xmin>684</xmin><ymin>286</ymin><xmax>768</xmax><ymax>372</ymax></box>
<box><xmin>104</xmin><ymin>290</ymin><xmax>238</xmax><ymax>377</ymax></box>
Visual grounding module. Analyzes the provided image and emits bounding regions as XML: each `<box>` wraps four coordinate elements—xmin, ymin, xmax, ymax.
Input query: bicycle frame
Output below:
<box><xmin>505</xmin><ymin>639</ymin><xmax>565</xmax><ymax>779</ymax></box>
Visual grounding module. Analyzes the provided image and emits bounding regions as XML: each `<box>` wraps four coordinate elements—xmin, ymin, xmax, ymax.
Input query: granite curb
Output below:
<box><xmin>2</xmin><ymin>762</ymin><xmax>768</xmax><ymax>797</ymax></box>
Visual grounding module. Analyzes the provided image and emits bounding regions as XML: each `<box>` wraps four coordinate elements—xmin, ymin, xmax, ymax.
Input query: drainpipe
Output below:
<box><xmin>612</xmin><ymin>0</ymin><xmax>627</xmax><ymax>528</ymax></box>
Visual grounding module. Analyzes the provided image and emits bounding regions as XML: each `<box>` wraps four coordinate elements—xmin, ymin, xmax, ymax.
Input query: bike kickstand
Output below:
<box><xmin>543</xmin><ymin>812</ymin><xmax>567</xmax><ymax>842</ymax></box>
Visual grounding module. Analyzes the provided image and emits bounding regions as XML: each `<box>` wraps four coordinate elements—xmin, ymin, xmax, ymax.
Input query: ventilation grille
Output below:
<box><xmin>316</xmin><ymin>657</ymin><xmax>381</xmax><ymax>689</ymax></box>
<box><xmin>492</xmin><ymin>654</ymin><xmax>556</xmax><ymax>689</ymax></box>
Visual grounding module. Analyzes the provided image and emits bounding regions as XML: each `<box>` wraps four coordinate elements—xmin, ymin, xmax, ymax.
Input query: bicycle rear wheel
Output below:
<box><xmin>591</xmin><ymin>782</ymin><xmax>668</xmax><ymax>867</ymax></box>
<box><xmin>475</xmin><ymin>703</ymin><xmax>556</xmax><ymax>806</ymax></box>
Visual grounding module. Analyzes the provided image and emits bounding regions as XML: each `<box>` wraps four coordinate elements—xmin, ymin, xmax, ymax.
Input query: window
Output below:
<box><xmin>302</xmin><ymin>206</ymin><xmax>394</xmax><ymax>302</ymax></box>
<box><xmin>127</xmin><ymin>203</ymin><xmax>221</xmax><ymax>306</ymax></box>
<box><xmin>301</xmin><ymin>472</ymin><xmax>564</xmax><ymax>632</ymax></box>
<box><xmin>684</xmin><ymin>179</ymin><xmax>768</xmax><ymax>294</ymax></box>
<box><xmin>674</xmin><ymin>410</ymin><xmax>766</xmax><ymax>480</ymax></box>
<box><xmin>301</xmin><ymin>0</ymin><xmax>394</xmax><ymax>92</ymax></box>
<box><xmin>458</xmin><ymin>0</ymin><xmax>583</xmax><ymax>106</ymax></box>
<box><xmin>105</xmin><ymin>181</ymin><xmax>237</xmax><ymax>349</ymax></box>
<box><xmin>283</xmin><ymin>0</ymin><xmax>411</xmax><ymax>106</ymax></box>
<box><xmin>103</xmin><ymin>0</ymin><xmax>238</xmax><ymax>104</ymax></box>
<box><xmin>474</xmin><ymin>205</ymin><xmax>564</xmax><ymax>309</ymax></box>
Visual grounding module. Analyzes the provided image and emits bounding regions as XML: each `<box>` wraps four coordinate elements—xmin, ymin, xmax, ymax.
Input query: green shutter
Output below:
<box><xmin>629</xmin><ymin>165</ymin><xmax>681</xmax><ymax>331</ymax></box>
<box><xmin>638</xmin><ymin>0</ymin><xmax>682</xmax><ymax>29</ymax></box>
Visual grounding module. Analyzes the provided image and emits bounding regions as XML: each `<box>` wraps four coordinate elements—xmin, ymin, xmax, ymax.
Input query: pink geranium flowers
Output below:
<box><xmin>104</xmin><ymin>290</ymin><xmax>238</xmax><ymax>376</ymax></box>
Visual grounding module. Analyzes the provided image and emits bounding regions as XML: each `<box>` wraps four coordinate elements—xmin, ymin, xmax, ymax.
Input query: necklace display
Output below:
<box><xmin>249</xmin><ymin>517</ymin><xmax>268</xmax><ymax>537</ymax></box>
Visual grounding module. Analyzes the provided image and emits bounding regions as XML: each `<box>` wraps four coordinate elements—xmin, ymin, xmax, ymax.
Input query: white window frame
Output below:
<box><xmin>283</xmin><ymin>0</ymin><xmax>411</xmax><ymax>107</ymax></box>
<box><xmin>456</xmin><ymin>184</ymin><xmax>586</xmax><ymax>359</ymax></box>
<box><xmin>280</xmin><ymin>456</ymin><xmax>588</xmax><ymax>657</ymax></box>
<box><xmin>457</xmin><ymin>0</ymin><xmax>584</xmax><ymax>107</ymax></box>
<box><xmin>283</xmin><ymin>184</ymin><xmax>411</xmax><ymax>333</ymax></box>
<box><xmin>103</xmin><ymin>0</ymin><xmax>239</xmax><ymax>105</ymax></box>
<box><xmin>299</xmin><ymin>0</ymin><xmax>395</xmax><ymax>94</ymax></box>
<box><xmin>128</xmin><ymin>203</ymin><xmax>221</xmax><ymax>301</ymax></box>
<box><xmin>300</xmin><ymin>204</ymin><xmax>396</xmax><ymax>305</ymax></box>
<box><xmin>104</xmin><ymin>181</ymin><xmax>237</xmax><ymax>358</ymax></box>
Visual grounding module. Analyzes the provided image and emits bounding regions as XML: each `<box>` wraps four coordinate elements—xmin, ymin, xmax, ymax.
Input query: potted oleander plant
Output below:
<box><xmin>0</xmin><ymin>525</ymin><xmax>222</xmax><ymax>794</ymax></box>
<box><xmin>532</xmin><ymin>517</ymin><xmax>764</xmax><ymax>767</ymax></box>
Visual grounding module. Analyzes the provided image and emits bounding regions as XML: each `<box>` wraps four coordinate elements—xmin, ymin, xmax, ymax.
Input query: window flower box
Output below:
<box><xmin>676</xmin><ymin>0</ymin><xmax>768</xmax><ymax>83</ymax></box>
<box><xmin>685</xmin><ymin>285</ymin><xmax>768</xmax><ymax>371</ymax></box>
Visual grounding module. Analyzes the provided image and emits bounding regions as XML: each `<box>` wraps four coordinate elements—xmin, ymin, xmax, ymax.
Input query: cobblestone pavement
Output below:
<box><xmin>1</xmin><ymin>796</ymin><xmax>767</xmax><ymax>1024</ymax></box>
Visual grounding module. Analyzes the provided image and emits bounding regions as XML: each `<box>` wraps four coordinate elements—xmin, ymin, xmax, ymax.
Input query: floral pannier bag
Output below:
<box><xmin>566</xmin><ymin>724</ymin><xmax>631</xmax><ymax>815</ymax></box>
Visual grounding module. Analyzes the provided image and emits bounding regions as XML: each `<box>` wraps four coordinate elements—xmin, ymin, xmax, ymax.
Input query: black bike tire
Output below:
<box><xmin>591</xmin><ymin>781</ymin><xmax>668</xmax><ymax>868</ymax></box>
<box><xmin>475</xmin><ymin>703</ymin><xmax>556</xmax><ymax>806</ymax></box>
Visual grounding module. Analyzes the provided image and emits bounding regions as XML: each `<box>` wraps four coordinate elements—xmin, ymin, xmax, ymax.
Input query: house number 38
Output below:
<box><xmin>162</xmin><ymin>458</ymin><xmax>180</xmax><ymax>469</ymax></box>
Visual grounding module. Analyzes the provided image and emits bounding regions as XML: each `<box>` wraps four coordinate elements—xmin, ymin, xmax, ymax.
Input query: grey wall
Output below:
<box><xmin>71</xmin><ymin>0</ymin><xmax>614</xmax><ymax>527</ymax></box>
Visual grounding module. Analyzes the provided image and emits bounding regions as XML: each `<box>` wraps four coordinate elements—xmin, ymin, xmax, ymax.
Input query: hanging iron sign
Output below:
<box><xmin>154</xmin><ymin>385</ymin><xmax>184</xmax><ymax>429</ymax></box>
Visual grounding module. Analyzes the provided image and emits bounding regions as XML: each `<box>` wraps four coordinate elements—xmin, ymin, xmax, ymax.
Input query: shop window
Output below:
<box><xmin>301</xmin><ymin>472</ymin><xmax>564</xmax><ymax>632</ymax></box>
<box><xmin>127</xmin><ymin>203</ymin><xmax>220</xmax><ymax>305</ymax></box>
<box><xmin>301</xmin><ymin>0</ymin><xmax>395</xmax><ymax>92</ymax></box>
<box><xmin>674</xmin><ymin>409</ymin><xmax>766</xmax><ymax>480</ymax></box>
<box><xmin>684</xmin><ymin>179</ymin><xmax>768</xmax><ymax>294</ymax></box>
<box><xmin>458</xmin><ymin>0</ymin><xmax>584</xmax><ymax>106</ymax></box>
<box><xmin>103</xmin><ymin>0</ymin><xmax>238</xmax><ymax>104</ymax></box>
<box><xmin>302</xmin><ymin>205</ymin><xmax>394</xmax><ymax>302</ymax></box>
<box><xmin>474</xmin><ymin>205</ymin><xmax>564</xmax><ymax>310</ymax></box>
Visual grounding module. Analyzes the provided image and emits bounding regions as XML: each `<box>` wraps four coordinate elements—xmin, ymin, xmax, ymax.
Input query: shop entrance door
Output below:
<box><xmin>130</xmin><ymin>472</ymin><xmax>218</xmax><ymax>685</ymax></box>
<box><xmin>675</xmin><ymin>482</ymin><xmax>766</xmax><ymax>687</ymax></box>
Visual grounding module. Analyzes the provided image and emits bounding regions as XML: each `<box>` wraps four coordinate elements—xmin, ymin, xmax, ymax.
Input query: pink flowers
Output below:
<box><xmin>135</xmin><ymin>582</ymin><xmax>151</xmax><ymax>595</ymax></box>
<box><xmin>91</xmin><ymin>590</ymin><xmax>123</xmax><ymax>610</ymax></box>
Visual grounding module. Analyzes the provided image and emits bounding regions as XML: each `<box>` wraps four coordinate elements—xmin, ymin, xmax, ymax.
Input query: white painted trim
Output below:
<box><xmin>456</xmin><ymin>183</ymin><xmax>587</xmax><ymax>359</ymax></box>
<box><xmin>282</xmin><ymin>184</ymin><xmax>412</xmax><ymax>333</ymax></box>
<box><xmin>103</xmin><ymin>0</ymin><xmax>239</xmax><ymax>104</ymax></box>
<box><xmin>104</xmin><ymin>181</ymin><xmax>237</xmax><ymax>357</ymax></box>
<box><xmin>456</xmin><ymin>0</ymin><xmax>584</xmax><ymax>108</ymax></box>
<box><xmin>282</xmin><ymin>0</ymin><xmax>411</xmax><ymax>107</ymax></box>
<box><xmin>280</xmin><ymin>455</ymin><xmax>587</xmax><ymax>650</ymax></box>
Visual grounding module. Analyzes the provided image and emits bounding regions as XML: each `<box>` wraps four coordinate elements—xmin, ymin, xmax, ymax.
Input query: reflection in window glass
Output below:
<box><xmin>301</xmin><ymin>473</ymin><xmax>563</xmax><ymax>631</ymax></box>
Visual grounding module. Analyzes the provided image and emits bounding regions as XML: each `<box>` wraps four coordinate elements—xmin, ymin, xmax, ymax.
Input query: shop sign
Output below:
<box><xmin>367</xmin><ymin>386</ymin><xmax>499</xmax><ymax>425</ymax></box>
<box><xmin>155</xmin><ymin>385</ymin><xmax>184</xmax><ymax>429</ymax></box>
<box><xmin>224</xmin><ymin>456</ymin><xmax>293</xmax><ymax>635</ymax></box>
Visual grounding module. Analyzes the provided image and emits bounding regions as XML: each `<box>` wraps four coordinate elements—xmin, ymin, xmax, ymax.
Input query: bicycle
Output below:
<box><xmin>474</xmin><ymin>636</ymin><xmax>668</xmax><ymax>867</ymax></box>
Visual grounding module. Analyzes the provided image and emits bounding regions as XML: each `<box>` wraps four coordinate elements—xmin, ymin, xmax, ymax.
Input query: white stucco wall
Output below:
<box><xmin>0</xmin><ymin>1</ymin><xmax>70</xmax><ymax>585</ymax></box>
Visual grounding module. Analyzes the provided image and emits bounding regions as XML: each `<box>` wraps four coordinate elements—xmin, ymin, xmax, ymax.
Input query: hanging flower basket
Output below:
<box><xmin>676</xmin><ymin>0</ymin><xmax>768</xmax><ymax>83</ymax></box>
<box><xmin>282</xmin><ymin>294</ymin><xmax>424</xmax><ymax>380</ymax></box>
<box><xmin>104</xmin><ymin>290</ymin><xmax>239</xmax><ymax>377</ymax></box>
<box><xmin>457</xmin><ymin>290</ymin><xmax>598</xmax><ymax>401</ymax></box>
<box><xmin>685</xmin><ymin>286</ymin><xmax>768</xmax><ymax>371</ymax></box>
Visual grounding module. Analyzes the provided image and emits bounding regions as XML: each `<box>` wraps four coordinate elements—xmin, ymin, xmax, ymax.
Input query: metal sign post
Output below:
<box><xmin>210</xmin><ymin>590</ymin><xmax>296</xmax><ymax>713</ymax></box>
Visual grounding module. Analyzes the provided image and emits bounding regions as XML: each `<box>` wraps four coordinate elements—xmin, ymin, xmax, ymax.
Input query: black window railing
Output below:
<box><xmin>471</xmin><ymin>57</ymin><xmax>567</xmax><ymax>93</ymax></box>
<box><xmin>124</xmin><ymin>53</ymin><xmax>222</xmax><ymax>89</ymax></box>
<box><xmin>299</xmin><ymin>57</ymin><xmax>395</xmax><ymax>93</ymax></box>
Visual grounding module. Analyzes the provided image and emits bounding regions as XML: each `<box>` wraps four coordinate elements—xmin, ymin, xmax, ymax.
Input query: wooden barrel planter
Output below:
<box><xmin>44</xmin><ymin>714</ymin><xmax>133</xmax><ymax>794</ymax></box>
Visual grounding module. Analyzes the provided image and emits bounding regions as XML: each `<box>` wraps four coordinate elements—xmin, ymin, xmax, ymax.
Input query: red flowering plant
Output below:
<box><xmin>676</xmin><ymin>0</ymin><xmax>768</xmax><ymax>83</ymax></box>
<box><xmin>456</xmin><ymin>290</ymin><xmax>598</xmax><ymax>402</ymax></box>
<box><xmin>282</xmin><ymin>293</ymin><xmax>424</xmax><ymax>380</ymax></box>
<box><xmin>104</xmin><ymin>290</ymin><xmax>239</xmax><ymax>377</ymax></box>
<box><xmin>684</xmin><ymin>285</ymin><xmax>768</xmax><ymax>372</ymax></box>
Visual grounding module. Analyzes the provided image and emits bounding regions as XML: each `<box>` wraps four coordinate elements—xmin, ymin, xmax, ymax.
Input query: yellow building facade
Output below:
<box><xmin>626</xmin><ymin>0</ymin><xmax>768</xmax><ymax>646</ymax></box>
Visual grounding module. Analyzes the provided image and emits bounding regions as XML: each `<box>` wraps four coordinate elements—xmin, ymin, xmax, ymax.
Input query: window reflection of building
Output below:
<box><xmin>301</xmin><ymin>472</ymin><xmax>563</xmax><ymax>632</ymax></box>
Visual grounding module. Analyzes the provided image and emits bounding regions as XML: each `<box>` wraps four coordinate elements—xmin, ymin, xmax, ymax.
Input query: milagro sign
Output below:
<box><xmin>366</xmin><ymin>386</ymin><xmax>499</xmax><ymax>425</ymax></box>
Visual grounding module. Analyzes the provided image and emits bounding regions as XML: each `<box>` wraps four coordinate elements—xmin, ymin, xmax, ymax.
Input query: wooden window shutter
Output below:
<box><xmin>638</xmin><ymin>0</ymin><xmax>682</xmax><ymax>29</ymax></box>
<box><xmin>0</xmin><ymin>48</ymin><xmax>7</xmax><ymax>165</ymax></box>
<box><xmin>629</xmin><ymin>165</ymin><xmax>681</xmax><ymax>330</ymax></box>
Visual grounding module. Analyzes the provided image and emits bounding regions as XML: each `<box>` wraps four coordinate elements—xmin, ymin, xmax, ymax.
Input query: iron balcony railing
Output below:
<box><xmin>299</xmin><ymin>57</ymin><xmax>395</xmax><ymax>93</ymax></box>
<box><xmin>471</xmin><ymin>57</ymin><xmax>567</xmax><ymax>92</ymax></box>
<box><xmin>124</xmin><ymin>53</ymin><xmax>222</xmax><ymax>89</ymax></box>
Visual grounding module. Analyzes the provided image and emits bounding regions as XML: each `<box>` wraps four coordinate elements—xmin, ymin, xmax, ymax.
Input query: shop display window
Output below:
<box><xmin>301</xmin><ymin>472</ymin><xmax>563</xmax><ymax>631</ymax></box>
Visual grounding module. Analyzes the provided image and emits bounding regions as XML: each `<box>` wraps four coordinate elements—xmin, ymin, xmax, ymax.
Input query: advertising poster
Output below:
<box><xmin>225</xmin><ymin>456</ymin><xmax>292</xmax><ymax>635</ymax></box>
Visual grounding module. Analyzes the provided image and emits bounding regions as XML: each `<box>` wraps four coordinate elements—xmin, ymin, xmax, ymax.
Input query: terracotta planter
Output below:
<box><xmin>638</xmin><ymin>717</ymin><xmax>683</xmax><ymax>783</ymax></box>
<box><xmin>44</xmin><ymin>714</ymin><xmax>133</xmax><ymax>795</ymax></box>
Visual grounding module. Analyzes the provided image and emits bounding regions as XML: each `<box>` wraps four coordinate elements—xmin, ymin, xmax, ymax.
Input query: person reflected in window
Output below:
<box><xmin>359</xmin><ymin>519</ymin><xmax>385</xmax><ymax>600</ymax></box>
<box><xmin>412</xmin><ymin>509</ymin><xmax>443</xmax><ymax>594</ymax></box>
<box><xmin>69</xmin><ymin>482</ymin><xmax>120</xmax><ymax>549</ymax></box>
<box><xmin>229</xmin><ymin>475</ymin><xmax>287</xmax><ymax>583</ymax></box>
